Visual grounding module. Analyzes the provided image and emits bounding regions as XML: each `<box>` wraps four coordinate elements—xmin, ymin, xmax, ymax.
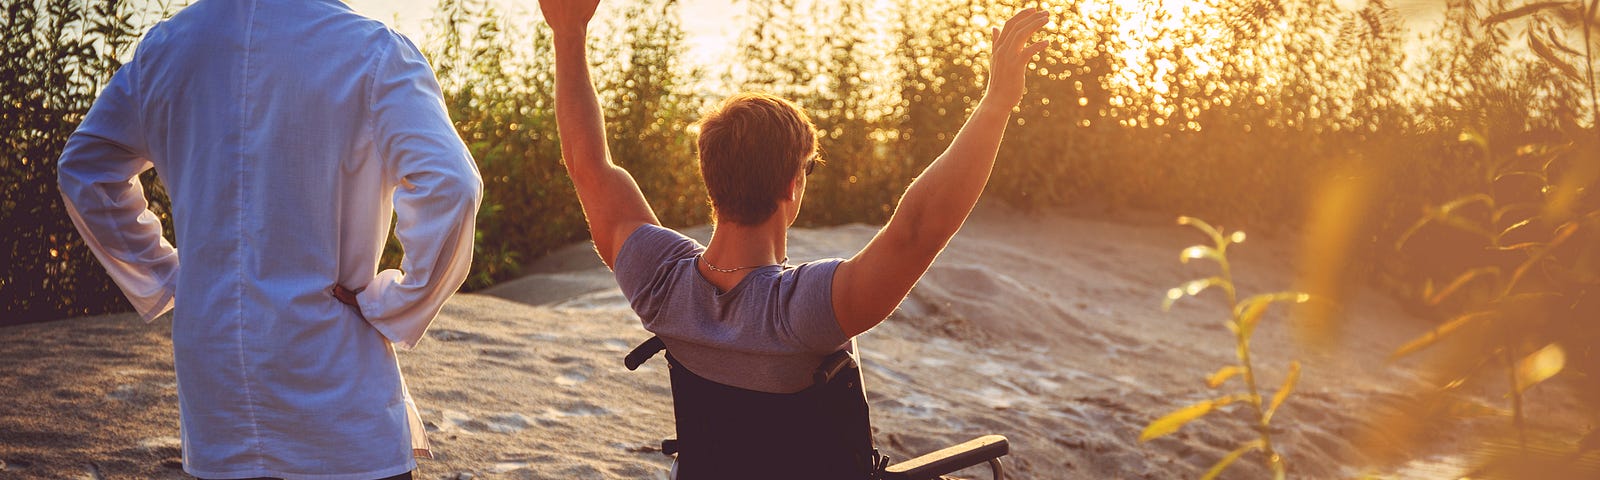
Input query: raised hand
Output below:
<box><xmin>985</xmin><ymin>8</ymin><xmax>1052</xmax><ymax>107</ymax></box>
<box><xmin>538</xmin><ymin>0</ymin><xmax>602</xmax><ymax>38</ymax></box>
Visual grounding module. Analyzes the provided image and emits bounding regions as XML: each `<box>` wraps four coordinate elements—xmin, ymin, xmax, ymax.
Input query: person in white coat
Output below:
<box><xmin>55</xmin><ymin>1</ymin><xmax>482</xmax><ymax>479</ymax></box>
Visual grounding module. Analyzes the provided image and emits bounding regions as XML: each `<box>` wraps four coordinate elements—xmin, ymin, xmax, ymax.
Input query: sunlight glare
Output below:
<box><xmin>1097</xmin><ymin>0</ymin><xmax>1228</xmax><ymax>129</ymax></box>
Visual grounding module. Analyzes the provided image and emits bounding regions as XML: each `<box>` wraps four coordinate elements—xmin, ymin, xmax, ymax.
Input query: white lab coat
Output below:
<box><xmin>56</xmin><ymin>0</ymin><xmax>482</xmax><ymax>478</ymax></box>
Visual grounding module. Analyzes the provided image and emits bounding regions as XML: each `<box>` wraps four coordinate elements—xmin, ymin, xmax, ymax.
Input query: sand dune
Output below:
<box><xmin>0</xmin><ymin>206</ymin><xmax>1584</xmax><ymax>479</ymax></box>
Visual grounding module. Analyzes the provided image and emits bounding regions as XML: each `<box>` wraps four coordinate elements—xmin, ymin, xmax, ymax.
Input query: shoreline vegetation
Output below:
<box><xmin>5</xmin><ymin>0</ymin><xmax>1599</xmax><ymax>477</ymax></box>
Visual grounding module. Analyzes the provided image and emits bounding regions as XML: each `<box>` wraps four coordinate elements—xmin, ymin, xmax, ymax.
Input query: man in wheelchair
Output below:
<box><xmin>538</xmin><ymin>0</ymin><xmax>1050</xmax><ymax>477</ymax></box>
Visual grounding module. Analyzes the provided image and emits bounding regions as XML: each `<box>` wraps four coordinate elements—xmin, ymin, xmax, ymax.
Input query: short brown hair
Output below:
<box><xmin>695</xmin><ymin>92</ymin><xmax>817</xmax><ymax>225</ymax></box>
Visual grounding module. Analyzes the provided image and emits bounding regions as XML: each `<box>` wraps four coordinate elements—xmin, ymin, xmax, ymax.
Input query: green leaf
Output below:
<box><xmin>1163</xmin><ymin>287</ymin><xmax>1185</xmax><ymax>311</ymax></box>
<box><xmin>1180</xmin><ymin>245</ymin><xmax>1223</xmax><ymax>265</ymax></box>
<box><xmin>1492</xmin><ymin>169</ymin><xmax>1547</xmax><ymax>184</ymax></box>
<box><xmin>1438</xmin><ymin>194</ymin><xmax>1497</xmax><ymax>218</ymax></box>
<box><xmin>1236</xmin><ymin>299</ymin><xmax>1271</xmax><ymax>339</ymax></box>
<box><xmin>1504</xmin><ymin>224</ymin><xmax>1578</xmax><ymax>293</ymax></box>
<box><xmin>1199</xmin><ymin>440</ymin><xmax>1264</xmax><ymax>480</ymax></box>
<box><xmin>1178</xmin><ymin>216</ymin><xmax>1225</xmax><ymax>247</ymax></box>
<box><xmin>1390</xmin><ymin>311</ymin><xmax>1496</xmax><ymax>360</ymax></box>
<box><xmin>1496</xmin><ymin>218</ymin><xmax>1536</xmax><ymax>242</ymax></box>
<box><xmin>1206</xmin><ymin>365</ymin><xmax>1243</xmax><ymax>388</ymax></box>
<box><xmin>1458</xmin><ymin>128</ymin><xmax>1490</xmax><ymax>152</ymax></box>
<box><xmin>1232</xmin><ymin>292</ymin><xmax>1313</xmax><ymax>339</ymax></box>
<box><xmin>1540</xmin><ymin>24</ymin><xmax>1580</xmax><ymax>55</ymax></box>
<box><xmin>1140</xmin><ymin>396</ymin><xmax>1241</xmax><ymax>442</ymax></box>
<box><xmin>1482</xmin><ymin>1</ymin><xmax>1571</xmax><ymax>26</ymax></box>
<box><xmin>1394</xmin><ymin>215</ymin><xmax>1433</xmax><ymax>251</ymax></box>
<box><xmin>1527</xmin><ymin>29</ymin><xmax>1584</xmax><ymax>82</ymax></box>
<box><xmin>1515</xmin><ymin>344</ymin><xmax>1566</xmax><ymax>392</ymax></box>
<box><xmin>1425</xmin><ymin>267</ymin><xmax>1501</xmax><ymax>306</ymax></box>
<box><xmin>1163</xmin><ymin>276</ymin><xmax>1227</xmax><ymax>311</ymax></box>
<box><xmin>1264</xmin><ymin>361</ymin><xmax>1301</xmax><ymax>424</ymax></box>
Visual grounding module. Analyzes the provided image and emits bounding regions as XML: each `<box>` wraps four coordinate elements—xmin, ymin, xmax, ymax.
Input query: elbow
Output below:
<box><xmin>55</xmin><ymin>153</ymin><xmax>80</xmax><ymax>194</ymax></box>
<box><xmin>565</xmin><ymin>162</ymin><xmax>600</xmax><ymax>189</ymax></box>
<box><xmin>440</xmin><ymin>162</ymin><xmax>484</xmax><ymax>212</ymax></box>
<box><xmin>466</xmin><ymin>168</ymin><xmax>485</xmax><ymax>203</ymax></box>
<box><xmin>562</xmin><ymin>157</ymin><xmax>612</xmax><ymax>190</ymax></box>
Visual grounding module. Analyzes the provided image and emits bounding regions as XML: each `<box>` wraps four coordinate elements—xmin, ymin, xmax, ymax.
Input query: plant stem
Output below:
<box><xmin>1221</xmin><ymin>257</ymin><xmax>1282</xmax><ymax>473</ymax></box>
<box><xmin>1584</xmin><ymin>0</ymin><xmax>1598</xmax><ymax>146</ymax></box>
<box><xmin>1504</xmin><ymin>345</ymin><xmax>1528</xmax><ymax>451</ymax></box>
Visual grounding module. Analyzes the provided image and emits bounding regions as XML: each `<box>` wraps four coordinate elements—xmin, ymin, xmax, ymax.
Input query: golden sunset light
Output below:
<box><xmin>5</xmin><ymin>0</ymin><xmax>1599</xmax><ymax>478</ymax></box>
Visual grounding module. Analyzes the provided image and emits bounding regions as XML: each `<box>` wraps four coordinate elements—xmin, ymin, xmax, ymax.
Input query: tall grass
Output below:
<box><xmin>1357</xmin><ymin>1</ymin><xmax>1600</xmax><ymax>476</ymax></box>
<box><xmin>421</xmin><ymin>0</ymin><xmax>705</xmax><ymax>288</ymax></box>
<box><xmin>1</xmin><ymin>0</ymin><xmax>161</xmax><ymax>324</ymax></box>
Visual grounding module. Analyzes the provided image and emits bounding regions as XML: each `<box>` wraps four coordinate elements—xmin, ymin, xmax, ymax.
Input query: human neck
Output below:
<box><xmin>702</xmin><ymin>214</ymin><xmax>788</xmax><ymax>272</ymax></box>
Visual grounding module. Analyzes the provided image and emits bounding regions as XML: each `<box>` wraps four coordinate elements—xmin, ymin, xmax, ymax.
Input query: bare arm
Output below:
<box><xmin>832</xmin><ymin>8</ymin><xmax>1051</xmax><ymax>337</ymax></box>
<box><xmin>541</xmin><ymin>0</ymin><xmax>659</xmax><ymax>268</ymax></box>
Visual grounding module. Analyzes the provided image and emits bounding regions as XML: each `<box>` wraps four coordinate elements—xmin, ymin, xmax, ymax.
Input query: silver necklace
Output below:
<box><xmin>698</xmin><ymin>253</ymin><xmax>787</xmax><ymax>273</ymax></box>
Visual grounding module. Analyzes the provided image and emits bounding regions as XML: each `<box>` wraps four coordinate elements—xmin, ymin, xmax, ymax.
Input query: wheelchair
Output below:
<box><xmin>625</xmin><ymin>336</ymin><xmax>1011</xmax><ymax>480</ymax></box>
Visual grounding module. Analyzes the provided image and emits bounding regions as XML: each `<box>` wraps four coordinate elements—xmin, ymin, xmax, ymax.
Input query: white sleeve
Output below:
<box><xmin>56</xmin><ymin>57</ymin><xmax>178</xmax><ymax>322</ymax></box>
<box><xmin>354</xmin><ymin>31</ymin><xmax>483</xmax><ymax>349</ymax></box>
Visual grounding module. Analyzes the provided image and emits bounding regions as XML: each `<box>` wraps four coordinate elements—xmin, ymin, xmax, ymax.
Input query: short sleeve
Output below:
<box><xmin>613</xmin><ymin>224</ymin><xmax>702</xmax><ymax>319</ymax></box>
<box><xmin>780</xmin><ymin>259</ymin><xmax>849</xmax><ymax>354</ymax></box>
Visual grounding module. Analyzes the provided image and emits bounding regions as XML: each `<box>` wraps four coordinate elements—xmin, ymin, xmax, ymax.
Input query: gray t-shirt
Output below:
<box><xmin>615</xmin><ymin>224</ymin><xmax>850</xmax><ymax>393</ymax></box>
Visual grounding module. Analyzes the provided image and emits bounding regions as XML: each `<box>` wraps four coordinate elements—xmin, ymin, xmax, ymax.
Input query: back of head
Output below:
<box><xmin>695</xmin><ymin>93</ymin><xmax>817</xmax><ymax>225</ymax></box>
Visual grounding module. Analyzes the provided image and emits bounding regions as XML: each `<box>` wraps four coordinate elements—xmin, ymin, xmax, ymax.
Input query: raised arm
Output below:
<box><xmin>831</xmin><ymin>8</ymin><xmax>1051</xmax><ymax>337</ymax></box>
<box><xmin>540</xmin><ymin>0</ymin><xmax>659</xmax><ymax>268</ymax></box>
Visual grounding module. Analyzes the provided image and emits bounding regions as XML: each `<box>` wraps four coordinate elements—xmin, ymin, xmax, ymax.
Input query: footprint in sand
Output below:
<box><xmin>107</xmin><ymin>384</ymin><xmax>141</xmax><ymax>402</ymax></box>
<box><xmin>478</xmin><ymin>347</ymin><xmax>527</xmax><ymax>361</ymax></box>
<box><xmin>429</xmin><ymin>411</ymin><xmax>535</xmax><ymax>434</ymax></box>
<box><xmin>536</xmin><ymin>401</ymin><xmax>613</xmax><ymax>423</ymax></box>
<box><xmin>438</xmin><ymin>409</ymin><xmax>481</xmax><ymax>433</ymax></box>
<box><xmin>526</xmin><ymin>333</ymin><xmax>564</xmax><ymax>343</ymax></box>
<box><xmin>429</xmin><ymin>329</ymin><xmax>481</xmax><ymax>342</ymax></box>
<box><xmin>554</xmin><ymin>367</ymin><xmax>591</xmax><ymax>387</ymax></box>
<box><xmin>137</xmin><ymin>436</ymin><xmax>181</xmax><ymax>456</ymax></box>
<box><xmin>598</xmin><ymin>338</ymin><xmax>634</xmax><ymax>352</ymax></box>
<box><xmin>486</xmin><ymin>453</ymin><xmax>559</xmax><ymax>474</ymax></box>
<box><xmin>880</xmin><ymin>393</ymin><xmax>951</xmax><ymax>419</ymax></box>
<box><xmin>483</xmin><ymin>413</ymin><xmax>534</xmax><ymax>433</ymax></box>
<box><xmin>547</xmin><ymin>355</ymin><xmax>584</xmax><ymax>364</ymax></box>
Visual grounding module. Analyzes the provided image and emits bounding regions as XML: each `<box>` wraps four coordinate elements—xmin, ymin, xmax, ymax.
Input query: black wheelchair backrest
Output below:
<box><xmin>626</xmin><ymin>336</ymin><xmax>883</xmax><ymax>480</ymax></box>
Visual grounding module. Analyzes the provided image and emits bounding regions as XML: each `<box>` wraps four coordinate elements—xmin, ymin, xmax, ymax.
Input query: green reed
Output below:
<box><xmin>1140</xmin><ymin>216</ymin><xmax>1313</xmax><ymax>480</ymax></box>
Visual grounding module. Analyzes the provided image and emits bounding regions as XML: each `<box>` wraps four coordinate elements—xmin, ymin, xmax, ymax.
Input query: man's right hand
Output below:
<box><xmin>538</xmin><ymin>0</ymin><xmax>601</xmax><ymax>38</ymax></box>
<box><xmin>984</xmin><ymin>8</ymin><xmax>1051</xmax><ymax>108</ymax></box>
<box><xmin>331</xmin><ymin>284</ymin><xmax>363</xmax><ymax>308</ymax></box>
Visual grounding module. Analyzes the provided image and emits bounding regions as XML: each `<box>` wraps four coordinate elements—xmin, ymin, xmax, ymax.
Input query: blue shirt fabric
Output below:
<box><xmin>614</xmin><ymin>224</ymin><xmax>850</xmax><ymax>394</ymax></box>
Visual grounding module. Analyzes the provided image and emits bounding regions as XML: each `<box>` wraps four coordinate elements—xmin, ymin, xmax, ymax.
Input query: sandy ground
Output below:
<box><xmin>1</xmin><ymin>206</ymin><xmax>1589</xmax><ymax>479</ymax></box>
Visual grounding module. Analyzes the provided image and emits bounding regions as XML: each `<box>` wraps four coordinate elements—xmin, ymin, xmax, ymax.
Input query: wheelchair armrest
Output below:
<box><xmin>812</xmin><ymin>349</ymin><xmax>857</xmax><ymax>386</ymax></box>
<box><xmin>880</xmin><ymin>434</ymin><xmax>1009</xmax><ymax>480</ymax></box>
<box><xmin>625</xmin><ymin>336</ymin><xmax>667</xmax><ymax>371</ymax></box>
